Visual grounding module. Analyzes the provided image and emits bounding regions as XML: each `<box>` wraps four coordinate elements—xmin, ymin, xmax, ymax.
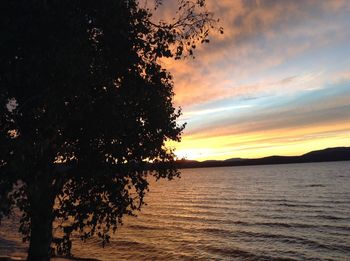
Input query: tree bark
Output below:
<box><xmin>27</xmin><ymin>178</ymin><xmax>55</xmax><ymax>261</ymax></box>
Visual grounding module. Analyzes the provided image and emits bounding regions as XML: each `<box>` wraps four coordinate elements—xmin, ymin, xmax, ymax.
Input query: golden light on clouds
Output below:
<box><xmin>161</xmin><ymin>0</ymin><xmax>350</xmax><ymax>161</ymax></box>
<box><xmin>170</xmin><ymin>121</ymin><xmax>350</xmax><ymax>161</ymax></box>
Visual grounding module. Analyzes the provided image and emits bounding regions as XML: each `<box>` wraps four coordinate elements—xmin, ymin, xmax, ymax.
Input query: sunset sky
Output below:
<box><xmin>160</xmin><ymin>0</ymin><xmax>350</xmax><ymax>161</ymax></box>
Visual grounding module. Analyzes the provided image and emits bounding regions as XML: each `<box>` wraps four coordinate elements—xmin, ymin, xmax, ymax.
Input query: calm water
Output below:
<box><xmin>1</xmin><ymin>162</ymin><xmax>350</xmax><ymax>260</ymax></box>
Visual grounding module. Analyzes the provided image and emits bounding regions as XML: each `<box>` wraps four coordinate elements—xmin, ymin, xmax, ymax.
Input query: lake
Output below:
<box><xmin>1</xmin><ymin>161</ymin><xmax>350</xmax><ymax>260</ymax></box>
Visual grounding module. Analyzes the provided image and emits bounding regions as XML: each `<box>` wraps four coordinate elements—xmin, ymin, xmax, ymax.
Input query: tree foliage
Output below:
<box><xmin>0</xmin><ymin>1</ymin><xmax>220</xmax><ymax>260</ymax></box>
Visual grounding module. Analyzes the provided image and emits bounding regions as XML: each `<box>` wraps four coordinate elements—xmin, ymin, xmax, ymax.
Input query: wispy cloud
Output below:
<box><xmin>158</xmin><ymin>1</ymin><xmax>350</xmax><ymax>159</ymax></box>
<box><xmin>182</xmin><ymin>104</ymin><xmax>253</xmax><ymax>118</ymax></box>
<box><xmin>158</xmin><ymin>0</ymin><xmax>350</xmax><ymax>108</ymax></box>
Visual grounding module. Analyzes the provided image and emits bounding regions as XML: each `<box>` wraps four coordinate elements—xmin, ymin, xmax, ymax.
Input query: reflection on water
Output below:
<box><xmin>1</xmin><ymin>162</ymin><xmax>350</xmax><ymax>260</ymax></box>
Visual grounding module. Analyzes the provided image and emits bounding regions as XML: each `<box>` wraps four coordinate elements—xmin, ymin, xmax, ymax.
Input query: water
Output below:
<box><xmin>1</xmin><ymin>162</ymin><xmax>350</xmax><ymax>260</ymax></box>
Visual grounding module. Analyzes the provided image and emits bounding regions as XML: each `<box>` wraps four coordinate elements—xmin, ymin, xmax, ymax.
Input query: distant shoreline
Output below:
<box><xmin>175</xmin><ymin>147</ymin><xmax>350</xmax><ymax>169</ymax></box>
<box><xmin>178</xmin><ymin>159</ymin><xmax>350</xmax><ymax>170</ymax></box>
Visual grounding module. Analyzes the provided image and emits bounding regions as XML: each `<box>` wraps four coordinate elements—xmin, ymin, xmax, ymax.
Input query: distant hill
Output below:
<box><xmin>175</xmin><ymin>147</ymin><xmax>350</xmax><ymax>169</ymax></box>
<box><xmin>301</xmin><ymin>147</ymin><xmax>350</xmax><ymax>161</ymax></box>
<box><xmin>224</xmin><ymin>158</ymin><xmax>244</xmax><ymax>162</ymax></box>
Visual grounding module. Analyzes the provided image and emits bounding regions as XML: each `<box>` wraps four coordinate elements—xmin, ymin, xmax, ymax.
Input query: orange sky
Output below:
<box><xmin>159</xmin><ymin>0</ymin><xmax>350</xmax><ymax>161</ymax></box>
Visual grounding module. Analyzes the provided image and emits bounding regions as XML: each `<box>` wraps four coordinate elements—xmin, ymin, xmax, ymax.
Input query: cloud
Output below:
<box><xmin>185</xmin><ymin>82</ymin><xmax>350</xmax><ymax>138</ymax></box>
<box><xmin>156</xmin><ymin>0</ymin><xmax>350</xmax><ymax>109</ymax></box>
<box><xmin>182</xmin><ymin>104</ymin><xmax>253</xmax><ymax>118</ymax></box>
<box><xmin>170</xmin><ymin>78</ymin><xmax>350</xmax><ymax>160</ymax></box>
<box><xmin>174</xmin><ymin>126</ymin><xmax>350</xmax><ymax>160</ymax></box>
<box><xmin>155</xmin><ymin>1</ymin><xmax>350</xmax><ymax>159</ymax></box>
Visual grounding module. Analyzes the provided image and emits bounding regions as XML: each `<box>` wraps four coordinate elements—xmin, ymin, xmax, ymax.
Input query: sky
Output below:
<box><xmin>158</xmin><ymin>0</ymin><xmax>350</xmax><ymax>161</ymax></box>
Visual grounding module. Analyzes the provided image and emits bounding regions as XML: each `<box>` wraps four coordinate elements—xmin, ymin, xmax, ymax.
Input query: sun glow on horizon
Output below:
<box><xmin>169</xmin><ymin>121</ymin><xmax>350</xmax><ymax>161</ymax></box>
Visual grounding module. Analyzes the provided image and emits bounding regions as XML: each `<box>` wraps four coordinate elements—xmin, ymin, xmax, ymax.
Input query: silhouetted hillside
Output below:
<box><xmin>301</xmin><ymin>147</ymin><xmax>350</xmax><ymax>161</ymax></box>
<box><xmin>176</xmin><ymin>147</ymin><xmax>350</xmax><ymax>169</ymax></box>
<box><xmin>224</xmin><ymin>158</ymin><xmax>244</xmax><ymax>162</ymax></box>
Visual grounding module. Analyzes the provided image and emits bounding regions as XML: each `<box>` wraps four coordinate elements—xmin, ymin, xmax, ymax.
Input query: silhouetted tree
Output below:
<box><xmin>0</xmin><ymin>1</ymin><xmax>220</xmax><ymax>260</ymax></box>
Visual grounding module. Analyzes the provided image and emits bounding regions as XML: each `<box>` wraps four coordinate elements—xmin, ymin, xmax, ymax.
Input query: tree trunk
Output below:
<box><xmin>27</xmin><ymin>179</ymin><xmax>55</xmax><ymax>261</ymax></box>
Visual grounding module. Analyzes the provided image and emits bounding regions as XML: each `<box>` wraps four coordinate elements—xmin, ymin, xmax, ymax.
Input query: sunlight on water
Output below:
<box><xmin>1</xmin><ymin>162</ymin><xmax>350</xmax><ymax>260</ymax></box>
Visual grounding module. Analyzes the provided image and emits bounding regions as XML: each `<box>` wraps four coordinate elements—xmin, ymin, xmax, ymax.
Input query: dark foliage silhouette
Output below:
<box><xmin>0</xmin><ymin>1</ymin><xmax>220</xmax><ymax>260</ymax></box>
